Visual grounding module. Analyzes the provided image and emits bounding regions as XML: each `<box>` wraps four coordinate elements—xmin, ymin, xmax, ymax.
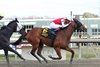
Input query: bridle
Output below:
<box><xmin>16</xmin><ymin>22</ymin><xmax>23</xmax><ymax>31</ymax></box>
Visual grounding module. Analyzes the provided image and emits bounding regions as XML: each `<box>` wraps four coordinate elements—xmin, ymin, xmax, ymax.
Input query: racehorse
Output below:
<box><xmin>20</xmin><ymin>18</ymin><xmax>86</xmax><ymax>63</ymax></box>
<box><xmin>0</xmin><ymin>18</ymin><xmax>25</xmax><ymax>67</ymax></box>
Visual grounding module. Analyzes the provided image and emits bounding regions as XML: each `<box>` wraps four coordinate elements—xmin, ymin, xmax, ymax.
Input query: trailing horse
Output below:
<box><xmin>19</xmin><ymin>18</ymin><xmax>86</xmax><ymax>63</ymax></box>
<box><xmin>0</xmin><ymin>18</ymin><xmax>25</xmax><ymax>67</ymax></box>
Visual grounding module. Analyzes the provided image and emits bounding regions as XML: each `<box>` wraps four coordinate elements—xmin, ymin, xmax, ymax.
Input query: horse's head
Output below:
<box><xmin>19</xmin><ymin>26</ymin><xmax>27</xmax><ymax>36</ymax></box>
<box><xmin>73</xmin><ymin>18</ymin><xmax>86</xmax><ymax>32</ymax></box>
<box><xmin>7</xmin><ymin>18</ymin><xmax>23</xmax><ymax>32</ymax></box>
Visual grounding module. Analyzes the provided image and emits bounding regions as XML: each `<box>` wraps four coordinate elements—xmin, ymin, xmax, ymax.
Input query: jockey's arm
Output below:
<box><xmin>61</xmin><ymin>21</ymin><xmax>69</xmax><ymax>27</ymax></box>
<box><xmin>62</xmin><ymin>22</ymin><xmax>71</xmax><ymax>28</ymax></box>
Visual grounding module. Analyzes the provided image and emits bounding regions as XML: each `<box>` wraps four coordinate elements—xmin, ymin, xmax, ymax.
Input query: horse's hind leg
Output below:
<box><xmin>31</xmin><ymin>49</ymin><xmax>42</xmax><ymax>63</ymax></box>
<box><xmin>37</xmin><ymin>44</ymin><xmax>48</xmax><ymax>63</ymax></box>
<box><xmin>49</xmin><ymin>47</ymin><xmax>62</xmax><ymax>60</ymax></box>
<box><xmin>29</xmin><ymin>40</ymin><xmax>41</xmax><ymax>63</ymax></box>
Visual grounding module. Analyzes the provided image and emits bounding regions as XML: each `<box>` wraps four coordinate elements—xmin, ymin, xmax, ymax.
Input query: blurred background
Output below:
<box><xmin>0</xmin><ymin>0</ymin><xmax>100</xmax><ymax>18</ymax></box>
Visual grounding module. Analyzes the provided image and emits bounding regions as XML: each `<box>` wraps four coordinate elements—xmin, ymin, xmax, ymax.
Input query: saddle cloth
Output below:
<box><xmin>41</xmin><ymin>28</ymin><xmax>57</xmax><ymax>38</ymax></box>
<box><xmin>41</xmin><ymin>28</ymin><xmax>49</xmax><ymax>37</ymax></box>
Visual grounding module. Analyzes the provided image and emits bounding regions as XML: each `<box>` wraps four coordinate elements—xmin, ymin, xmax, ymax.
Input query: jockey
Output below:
<box><xmin>50</xmin><ymin>17</ymin><xmax>70</xmax><ymax>29</ymax></box>
<box><xmin>49</xmin><ymin>17</ymin><xmax>71</xmax><ymax>46</ymax></box>
<box><xmin>50</xmin><ymin>17</ymin><xmax>70</xmax><ymax>35</ymax></box>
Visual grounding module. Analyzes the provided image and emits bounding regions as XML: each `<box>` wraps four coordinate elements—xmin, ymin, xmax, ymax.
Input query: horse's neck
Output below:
<box><xmin>7</xmin><ymin>23</ymin><xmax>16</xmax><ymax>32</ymax></box>
<box><xmin>63</xmin><ymin>25</ymin><xmax>75</xmax><ymax>39</ymax></box>
<box><xmin>3</xmin><ymin>27</ymin><xmax>14</xmax><ymax>38</ymax></box>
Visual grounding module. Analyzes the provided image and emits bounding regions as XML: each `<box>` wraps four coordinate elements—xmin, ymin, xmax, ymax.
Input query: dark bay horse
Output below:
<box><xmin>0</xmin><ymin>18</ymin><xmax>25</xmax><ymax>66</ymax></box>
<box><xmin>19</xmin><ymin>18</ymin><xmax>86</xmax><ymax>63</ymax></box>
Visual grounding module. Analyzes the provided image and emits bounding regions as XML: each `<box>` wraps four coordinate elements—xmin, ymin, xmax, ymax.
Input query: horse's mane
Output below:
<box><xmin>7</xmin><ymin>20</ymin><xmax>16</xmax><ymax>26</ymax></box>
<box><xmin>0</xmin><ymin>26</ymin><xmax>7</xmax><ymax>30</ymax></box>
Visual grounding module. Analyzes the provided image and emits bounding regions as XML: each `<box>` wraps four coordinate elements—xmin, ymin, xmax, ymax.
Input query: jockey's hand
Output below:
<box><xmin>59</xmin><ymin>27</ymin><xmax>63</xmax><ymax>30</ymax></box>
<box><xmin>56</xmin><ymin>28</ymin><xmax>60</xmax><ymax>30</ymax></box>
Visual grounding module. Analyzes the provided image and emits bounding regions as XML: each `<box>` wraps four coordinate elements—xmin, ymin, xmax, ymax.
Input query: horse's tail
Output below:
<box><xmin>12</xmin><ymin>27</ymin><xmax>27</xmax><ymax>46</ymax></box>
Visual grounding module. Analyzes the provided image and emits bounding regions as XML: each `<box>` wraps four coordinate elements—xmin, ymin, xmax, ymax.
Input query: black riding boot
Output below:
<box><xmin>51</xmin><ymin>34</ymin><xmax>56</xmax><ymax>47</ymax></box>
<box><xmin>50</xmin><ymin>28</ymin><xmax>60</xmax><ymax>47</ymax></box>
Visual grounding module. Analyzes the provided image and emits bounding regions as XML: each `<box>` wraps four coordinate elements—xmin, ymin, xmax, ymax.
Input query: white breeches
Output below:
<box><xmin>50</xmin><ymin>22</ymin><xmax>62</xmax><ymax>28</ymax></box>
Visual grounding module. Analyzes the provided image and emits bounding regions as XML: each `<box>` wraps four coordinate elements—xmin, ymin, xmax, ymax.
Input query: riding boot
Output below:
<box><xmin>50</xmin><ymin>28</ymin><xmax>61</xmax><ymax>46</ymax></box>
<box><xmin>51</xmin><ymin>34</ymin><xmax>56</xmax><ymax>47</ymax></box>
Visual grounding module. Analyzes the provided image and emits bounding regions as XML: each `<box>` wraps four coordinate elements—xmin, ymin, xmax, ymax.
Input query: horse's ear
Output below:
<box><xmin>73</xmin><ymin>18</ymin><xmax>78</xmax><ymax>23</ymax></box>
<box><xmin>15</xmin><ymin>18</ymin><xmax>19</xmax><ymax>23</ymax></box>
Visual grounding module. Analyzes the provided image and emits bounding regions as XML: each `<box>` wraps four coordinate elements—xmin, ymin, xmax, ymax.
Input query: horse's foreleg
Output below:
<box><xmin>66</xmin><ymin>47</ymin><xmax>74</xmax><ymax>63</ymax></box>
<box><xmin>37</xmin><ymin>44</ymin><xmax>48</xmax><ymax>63</ymax></box>
<box><xmin>49</xmin><ymin>47</ymin><xmax>62</xmax><ymax>60</ymax></box>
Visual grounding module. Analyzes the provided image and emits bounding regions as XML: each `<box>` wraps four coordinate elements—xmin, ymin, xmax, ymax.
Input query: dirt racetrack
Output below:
<box><xmin>0</xmin><ymin>59</ymin><xmax>100</xmax><ymax>67</ymax></box>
